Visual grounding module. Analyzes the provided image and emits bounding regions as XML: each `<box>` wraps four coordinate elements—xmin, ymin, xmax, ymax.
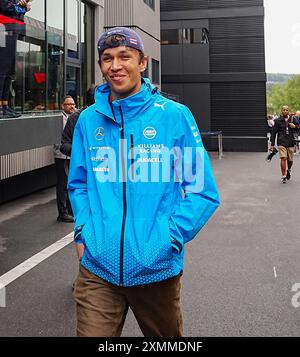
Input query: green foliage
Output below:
<box><xmin>267</xmin><ymin>75</ymin><xmax>300</xmax><ymax>114</ymax></box>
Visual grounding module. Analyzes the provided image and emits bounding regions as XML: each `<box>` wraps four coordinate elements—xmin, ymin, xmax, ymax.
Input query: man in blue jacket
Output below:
<box><xmin>68</xmin><ymin>27</ymin><xmax>220</xmax><ymax>337</ymax></box>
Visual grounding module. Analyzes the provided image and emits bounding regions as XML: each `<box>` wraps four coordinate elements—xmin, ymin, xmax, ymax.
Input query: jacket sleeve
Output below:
<box><xmin>61</xmin><ymin>111</ymin><xmax>82</xmax><ymax>156</ymax></box>
<box><xmin>0</xmin><ymin>1</ymin><xmax>26</xmax><ymax>15</ymax></box>
<box><xmin>67</xmin><ymin>118</ymin><xmax>90</xmax><ymax>244</ymax></box>
<box><xmin>271</xmin><ymin>119</ymin><xmax>278</xmax><ymax>146</ymax></box>
<box><xmin>169</xmin><ymin>106</ymin><xmax>220</xmax><ymax>251</ymax></box>
<box><xmin>60</xmin><ymin>117</ymin><xmax>73</xmax><ymax>157</ymax></box>
<box><xmin>293</xmin><ymin>116</ymin><xmax>300</xmax><ymax>129</ymax></box>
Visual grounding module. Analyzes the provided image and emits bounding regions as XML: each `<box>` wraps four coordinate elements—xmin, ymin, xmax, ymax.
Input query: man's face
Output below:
<box><xmin>62</xmin><ymin>98</ymin><xmax>76</xmax><ymax>114</ymax></box>
<box><xmin>281</xmin><ymin>106</ymin><xmax>289</xmax><ymax>117</ymax></box>
<box><xmin>100</xmin><ymin>46</ymin><xmax>147</xmax><ymax>100</ymax></box>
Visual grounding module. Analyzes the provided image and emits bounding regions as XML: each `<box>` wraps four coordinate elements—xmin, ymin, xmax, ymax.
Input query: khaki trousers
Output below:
<box><xmin>73</xmin><ymin>264</ymin><xmax>183</xmax><ymax>337</ymax></box>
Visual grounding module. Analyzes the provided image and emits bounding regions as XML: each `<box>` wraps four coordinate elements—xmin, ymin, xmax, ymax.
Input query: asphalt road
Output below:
<box><xmin>0</xmin><ymin>152</ymin><xmax>300</xmax><ymax>337</ymax></box>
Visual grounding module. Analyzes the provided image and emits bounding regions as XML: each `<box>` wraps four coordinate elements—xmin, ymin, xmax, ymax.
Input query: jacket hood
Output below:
<box><xmin>94</xmin><ymin>78</ymin><xmax>159</xmax><ymax>122</ymax></box>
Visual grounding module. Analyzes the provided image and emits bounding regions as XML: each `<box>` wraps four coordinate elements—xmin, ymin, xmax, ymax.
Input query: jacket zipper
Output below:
<box><xmin>119</xmin><ymin>107</ymin><xmax>127</xmax><ymax>286</ymax></box>
<box><xmin>104</xmin><ymin>101</ymin><xmax>126</xmax><ymax>286</ymax></box>
<box><xmin>130</xmin><ymin>134</ymin><xmax>134</xmax><ymax>180</ymax></box>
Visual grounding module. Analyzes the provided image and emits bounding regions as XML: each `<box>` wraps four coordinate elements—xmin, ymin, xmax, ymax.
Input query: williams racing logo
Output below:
<box><xmin>143</xmin><ymin>127</ymin><xmax>157</xmax><ymax>140</ymax></box>
<box><xmin>94</xmin><ymin>127</ymin><xmax>105</xmax><ymax>141</ymax></box>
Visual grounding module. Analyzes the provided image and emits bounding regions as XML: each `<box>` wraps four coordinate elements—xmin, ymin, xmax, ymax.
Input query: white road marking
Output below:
<box><xmin>0</xmin><ymin>232</ymin><xmax>73</xmax><ymax>288</ymax></box>
<box><xmin>273</xmin><ymin>266</ymin><xmax>277</xmax><ymax>278</ymax></box>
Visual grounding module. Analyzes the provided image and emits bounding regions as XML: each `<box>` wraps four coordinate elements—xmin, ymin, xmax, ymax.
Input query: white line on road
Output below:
<box><xmin>273</xmin><ymin>266</ymin><xmax>277</xmax><ymax>279</ymax></box>
<box><xmin>0</xmin><ymin>232</ymin><xmax>73</xmax><ymax>288</ymax></box>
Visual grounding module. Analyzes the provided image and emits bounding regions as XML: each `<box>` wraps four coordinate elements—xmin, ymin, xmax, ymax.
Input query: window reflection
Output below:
<box><xmin>2</xmin><ymin>0</ymin><xmax>92</xmax><ymax>116</ymax></box>
<box><xmin>66</xmin><ymin>66</ymin><xmax>80</xmax><ymax>107</ymax></box>
<box><xmin>47</xmin><ymin>0</ymin><xmax>64</xmax><ymax>110</ymax></box>
<box><xmin>67</xmin><ymin>0</ymin><xmax>79</xmax><ymax>59</ymax></box>
<box><xmin>15</xmin><ymin>0</ymin><xmax>46</xmax><ymax>113</ymax></box>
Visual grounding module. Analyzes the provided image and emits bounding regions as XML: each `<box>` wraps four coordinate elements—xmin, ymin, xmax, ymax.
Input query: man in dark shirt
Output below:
<box><xmin>60</xmin><ymin>86</ymin><xmax>96</xmax><ymax>157</ymax></box>
<box><xmin>271</xmin><ymin>105</ymin><xmax>299</xmax><ymax>183</ymax></box>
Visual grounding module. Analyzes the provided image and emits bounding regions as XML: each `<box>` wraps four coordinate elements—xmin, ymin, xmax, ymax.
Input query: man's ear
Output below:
<box><xmin>140</xmin><ymin>55</ymin><xmax>148</xmax><ymax>73</ymax></box>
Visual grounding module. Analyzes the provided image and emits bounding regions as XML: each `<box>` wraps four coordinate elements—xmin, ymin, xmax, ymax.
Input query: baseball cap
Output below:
<box><xmin>98</xmin><ymin>27</ymin><xmax>144</xmax><ymax>56</ymax></box>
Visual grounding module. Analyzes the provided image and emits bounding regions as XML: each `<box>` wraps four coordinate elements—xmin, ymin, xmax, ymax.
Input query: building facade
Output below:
<box><xmin>12</xmin><ymin>0</ymin><xmax>104</xmax><ymax>112</ymax></box>
<box><xmin>0</xmin><ymin>0</ymin><xmax>162</xmax><ymax>203</ymax></box>
<box><xmin>0</xmin><ymin>0</ymin><xmax>105</xmax><ymax>203</ymax></box>
<box><xmin>160</xmin><ymin>0</ymin><xmax>267</xmax><ymax>151</ymax></box>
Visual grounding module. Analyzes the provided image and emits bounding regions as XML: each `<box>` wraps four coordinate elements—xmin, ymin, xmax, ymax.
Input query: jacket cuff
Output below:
<box><xmin>74</xmin><ymin>225</ymin><xmax>84</xmax><ymax>244</ymax></box>
<box><xmin>15</xmin><ymin>5</ymin><xmax>27</xmax><ymax>14</ymax></box>
<box><xmin>171</xmin><ymin>237</ymin><xmax>183</xmax><ymax>253</ymax></box>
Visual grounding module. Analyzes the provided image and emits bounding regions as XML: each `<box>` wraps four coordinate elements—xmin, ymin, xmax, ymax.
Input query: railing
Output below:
<box><xmin>201</xmin><ymin>131</ymin><xmax>223</xmax><ymax>159</ymax></box>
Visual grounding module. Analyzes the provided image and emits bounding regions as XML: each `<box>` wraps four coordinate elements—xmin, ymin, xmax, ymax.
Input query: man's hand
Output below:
<box><xmin>76</xmin><ymin>243</ymin><xmax>85</xmax><ymax>261</ymax></box>
<box><xmin>289</xmin><ymin>123</ymin><xmax>296</xmax><ymax>129</ymax></box>
<box><xmin>18</xmin><ymin>0</ymin><xmax>27</xmax><ymax>7</ymax></box>
<box><xmin>18</xmin><ymin>0</ymin><xmax>31</xmax><ymax>11</ymax></box>
<box><xmin>270</xmin><ymin>146</ymin><xmax>274</xmax><ymax>151</ymax></box>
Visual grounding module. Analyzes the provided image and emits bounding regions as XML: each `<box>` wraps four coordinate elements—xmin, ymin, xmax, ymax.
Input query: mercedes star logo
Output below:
<box><xmin>95</xmin><ymin>127</ymin><xmax>105</xmax><ymax>141</ymax></box>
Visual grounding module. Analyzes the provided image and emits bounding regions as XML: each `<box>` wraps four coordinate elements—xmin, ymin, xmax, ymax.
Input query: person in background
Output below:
<box><xmin>60</xmin><ymin>86</ymin><xmax>96</xmax><ymax>157</ymax></box>
<box><xmin>54</xmin><ymin>95</ymin><xmax>76</xmax><ymax>222</ymax></box>
<box><xmin>271</xmin><ymin>105</ymin><xmax>299</xmax><ymax>184</ymax></box>
<box><xmin>266</xmin><ymin>114</ymin><xmax>274</xmax><ymax>149</ymax></box>
<box><xmin>292</xmin><ymin>111</ymin><xmax>300</xmax><ymax>154</ymax></box>
<box><xmin>60</xmin><ymin>86</ymin><xmax>96</xmax><ymax>259</ymax></box>
<box><xmin>0</xmin><ymin>0</ymin><xmax>31</xmax><ymax>119</ymax></box>
<box><xmin>68</xmin><ymin>27</ymin><xmax>220</xmax><ymax>337</ymax></box>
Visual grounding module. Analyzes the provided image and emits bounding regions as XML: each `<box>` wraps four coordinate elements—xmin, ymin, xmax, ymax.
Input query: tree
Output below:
<box><xmin>267</xmin><ymin>75</ymin><xmax>300</xmax><ymax>114</ymax></box>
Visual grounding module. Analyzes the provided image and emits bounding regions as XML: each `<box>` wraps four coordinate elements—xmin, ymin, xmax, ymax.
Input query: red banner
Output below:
<box><xmin>0</xmin><ymin>14</ymin><xmax>25</xmax><ymax>25</ymax></box>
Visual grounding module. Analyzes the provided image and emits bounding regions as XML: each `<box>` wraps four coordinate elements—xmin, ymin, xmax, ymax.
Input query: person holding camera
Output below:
<box><xmin>0</xmin><ymin>0</ymin><xmax>31</xmax><ymax>119</ymax></box>
<box><xmin>271</xmin><ymin>105</ymin><xmax>299</xmax><ymax>184</ymax></box>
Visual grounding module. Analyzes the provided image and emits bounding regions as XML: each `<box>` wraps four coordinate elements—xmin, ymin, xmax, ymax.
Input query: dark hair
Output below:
<box><xmin>62</xmin><ymin>95</ymin><xmax>74</xmax><ymax>103</ymax></box>
<box><xmin>138</xmin><ymin>51</ymin><xmax>145</xmax><ymax>64</ymax></box>
<box><xmin>86</xmin><ymin>85</ymin><xmax>96</xmax><ymax>106</ymax></box>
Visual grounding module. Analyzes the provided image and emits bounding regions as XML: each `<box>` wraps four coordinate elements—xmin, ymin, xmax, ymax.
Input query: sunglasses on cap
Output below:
<box><xmin>100</xmin><ymin>34</ymin><xmax>127</xmax><ymax>52</ymax></box>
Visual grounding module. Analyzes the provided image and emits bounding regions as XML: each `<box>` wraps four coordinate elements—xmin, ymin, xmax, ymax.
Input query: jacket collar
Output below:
<box><xmin>95</xmin><ymin>78</ymin><xmax>158</xmax><ymax>125</ymax></box>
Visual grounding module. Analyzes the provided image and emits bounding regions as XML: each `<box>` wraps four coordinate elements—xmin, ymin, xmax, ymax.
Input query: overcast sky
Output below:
<box><xmin>264</xmin><ymin>0</ymin><xmax>300</xmax><ymax>74</ymax></box>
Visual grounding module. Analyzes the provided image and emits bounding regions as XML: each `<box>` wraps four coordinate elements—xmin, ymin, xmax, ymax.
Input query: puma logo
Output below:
<box><xmin>154</xmin><ymin>102</ymin><xmax>168</xmax><ymax>111</ymax></box>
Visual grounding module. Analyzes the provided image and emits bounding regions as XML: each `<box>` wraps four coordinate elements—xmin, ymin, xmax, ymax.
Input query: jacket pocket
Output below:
<box><xmin>74</xmin><ymin>216</ymin><xmax>93</xmax><ymax>245</ymax></box>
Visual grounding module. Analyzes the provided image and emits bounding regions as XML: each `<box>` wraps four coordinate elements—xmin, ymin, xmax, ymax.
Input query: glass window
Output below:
<box><xmin>16</xmin><ymin>0</ymin><xmax>46</xmax><ymax>113</ymax></box>
<box><xmin>191</xmin><ymin>28</ymin><xmax>209</xmax><ymax>44</ymax></box>
<box><xmin>67</xmin><ymin>0</ymin><xmax>79</xmax><ymax>59</ymax></box>
<box><xmin>80</xmin><ymin>1</ymin><xmax>94</xmax><ymax>106</ymax></box>
<box><xmin>144</xmin><ymin>0</ymin><xmax>155</xmax><ymax>10</ymax></box>
<box><xmin>182</xmin><ymin>28</ymin><xmax>191</xmax><ymax>44</ymax></box>
<box><xmin>8</xmin><ymin>0</ymin><xmax>94</xmax><ymax>115</ymax></box>
<box><xmin>66</xmin><ymin>66</ymin><xmax>80</xmax><ymax>107</ymax></box>
<box><xmin>26</xmin><ymin>1</ymin><xmax>45</xmax><ymax>23</ymax></box>
<box><xmin>81</xmin><ymin>2</ymin><xmax>85</xmax><ymax>45</ymax></box>
<box><xmin>152</xmin><ymin>59</ymin><xmax>160</xmax><ymax>85</ymax></box>
<box><xmin>80</xmin><ymin>1</ymin><xmax>86</xmax><ymax>98</ymax></box>
<box><xmin>47</xmin><ymin>0</ymin><xmax>64</xmax><ymax>110</ymax></box>
<box><xmin>161</xmin><ymin>29</ymin><xmax>180</xmax><ymax>45</ymax></box>
<box><xmin>180</xmin><ymin>28</ymin><xmax>210</xmax><ymax>44</ymax></box>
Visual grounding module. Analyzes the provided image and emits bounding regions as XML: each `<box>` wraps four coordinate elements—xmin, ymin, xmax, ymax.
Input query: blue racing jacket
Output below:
<box><xmin>68</xmin><ymin>78</ymin><xmax>220</xmax><ymax>287</ymax></box>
